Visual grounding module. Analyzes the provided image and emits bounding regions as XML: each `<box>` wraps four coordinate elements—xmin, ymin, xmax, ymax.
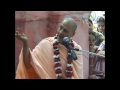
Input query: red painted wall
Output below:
<box><xmin>15</xmin><ymin>11</ymin><xmax>91</xmax><ymax>78</ymax></box>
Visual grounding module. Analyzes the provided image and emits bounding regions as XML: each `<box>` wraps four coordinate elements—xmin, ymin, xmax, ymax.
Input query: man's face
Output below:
<box><xmin>89</xmin><ymin>35</ymin><xmax>95</xmax><ymax>46</ymax></box>
<box><xmin>57</xmin><ymin>22</ymin><xmax>75</xmax><ymax>44</ymax></box>
<box><xmin>97</xmin><ymin>22</ymin><xmax>105</xmax><ymax>32</ymax></box>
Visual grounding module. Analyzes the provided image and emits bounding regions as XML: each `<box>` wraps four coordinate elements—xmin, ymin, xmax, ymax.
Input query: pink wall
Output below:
<box><xmin>15</xmin><ymin>11</ymin><xmax>91</xmax><ymax>79</ymax></box>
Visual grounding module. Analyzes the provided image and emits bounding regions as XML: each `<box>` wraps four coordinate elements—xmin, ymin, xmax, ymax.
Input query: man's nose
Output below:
<box><xmin>60</xmin><ymin>29</ymin><xmax>64</xmax><ymax>36</ymax></box>
<box><xmin>90</xmin><ymin>40</ymin><xmax>93</xmax><ymax>43</ymax></box>
<box><xmin>100</xmin><ymin>26</ymin><xmax>103</xmax><ymax>29</ymax></box>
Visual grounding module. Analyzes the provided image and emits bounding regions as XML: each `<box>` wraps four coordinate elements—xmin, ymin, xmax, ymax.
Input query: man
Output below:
<box><xmin>90</xmin><ymin>40</ymin><xmax>105</xmax><ymax>79</ymax></box>
<box><xmin>15</xmin><ymin>18</ymin><xmax>84</xmax><ymax>79</ymax></box>
<box><xmin>94</xmin><ymin>17</ymin><xmax>105</xmax><ymax>46</ymax></box>
<box><xmin>96</xmin><ymin>40</ymin><xmax>105</xmax><ymax>72</ymax></box>
<box><xmin>96</xmin><ymin>17</ymin><xmax>105</xmax><ymax>35</ymax></box>
<box><xmin>88</xmin><ymin>18</ymin><xmax>104</xmax><ymax>47</ymax></box>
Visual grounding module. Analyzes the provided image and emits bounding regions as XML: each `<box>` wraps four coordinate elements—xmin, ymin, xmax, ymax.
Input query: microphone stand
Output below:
<box><xmin>73</xmin><ymin>48</ymin><xmax>105</xmax><ymax>58</ymax></box>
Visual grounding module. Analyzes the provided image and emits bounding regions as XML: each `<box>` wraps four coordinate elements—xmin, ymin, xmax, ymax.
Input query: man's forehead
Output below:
<box><xmin>98</xmin><ymin>22</ymin><xmax>105</xmax><ymax>25</ymax></box>
<box><xmin>89</xmin><ymin>35</ymin><xmax>95</xmax><ymax>39</ymax></box>
<box><xmin>60</xmin><ymin>18</ymin><xmax>77</xmax><ymax>31</ymax></box>
<box><xmin>60</xmin><ymin>23</ymin><xmax>68</xmax><ymax>30</ymax></box>
<box><xmin>61</xmin><ymin>22</ymin><xmax>71</xmax><ymax>29</ymax></box>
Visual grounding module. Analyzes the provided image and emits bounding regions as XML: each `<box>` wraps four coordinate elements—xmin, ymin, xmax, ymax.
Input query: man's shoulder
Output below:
<box><xmin>34</xmin><ymin>37</ymin><xmax>54</xmax><ymax>50</ymax></box>
<box><xmin>40</xmin><ymin>37</ymin><xmax>54</xmax><ymax>42</ymax></box>
<box><xmin>45</xmin><ymin>37</ymin><xmax>54</xmax><ymax>42</ymax></box>
<box><xmin>94</xmin><ymin>31</ymin><xmax>104</xmax><ymax>38</ymax></box>
<box><xmin>102</xmin><ymin>40</ymin><xmax>105</xmax><ymax>45</ymax></box>
<box><xmin>38</xmin><ymin>37</ymin><xmax>54</xmax><ymax>45</ymax></box>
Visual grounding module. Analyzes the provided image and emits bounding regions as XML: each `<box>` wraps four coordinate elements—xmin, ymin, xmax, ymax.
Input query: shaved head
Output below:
<box><xmin>62</xmin><ymin>18</ymin><xmax>77</xmax><ymax>31</ymax></box>
<box><xmin>57</xmin><ymin>18</ymin><xmax>77</xmax><ymax>44</ymax></box>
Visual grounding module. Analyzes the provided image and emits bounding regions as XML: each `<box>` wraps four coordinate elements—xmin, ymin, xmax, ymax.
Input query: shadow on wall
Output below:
<box><xmin>15</xmin><ymin>11</ymin><xmax>92</xmax><ymax>79</ymax></box>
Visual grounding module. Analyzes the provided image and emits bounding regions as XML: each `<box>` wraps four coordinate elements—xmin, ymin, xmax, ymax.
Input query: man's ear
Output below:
<box><xmin>72</xmin><ymin>31</ymin><xmax>76</xmax><ymax>36</ymax></box>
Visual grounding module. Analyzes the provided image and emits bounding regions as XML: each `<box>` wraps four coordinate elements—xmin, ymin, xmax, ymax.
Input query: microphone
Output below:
<box><xmin>62</xmin><ymin>37</ymin><xmax>78</xmax><ymax>60</ymax></box>
<box><xmin>62</xmin><ymin>37</ymin><xmax>105</xmax><ymax>59</ymax></box>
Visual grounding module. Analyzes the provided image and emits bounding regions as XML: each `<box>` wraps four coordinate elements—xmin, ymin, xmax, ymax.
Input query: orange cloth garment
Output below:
<box><xmin>15</xmin><ymin>37</ymin><xmax>84</xmax><ymax>79</ymax></box>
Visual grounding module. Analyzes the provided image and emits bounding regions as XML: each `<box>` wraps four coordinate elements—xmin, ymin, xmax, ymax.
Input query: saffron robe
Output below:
<box><xmin>15</xmin><ymin>37</ymin><xmax>84</xmax><ymax>79</ymax></box>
